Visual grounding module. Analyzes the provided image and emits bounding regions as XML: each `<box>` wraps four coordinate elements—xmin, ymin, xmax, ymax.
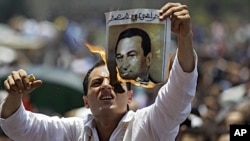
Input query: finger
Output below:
<box><xmin>160</xmin><ymin>2</ymin><xmax>181</xmax><ymax>14</ymax></box>
<box><xmin>11</xmin><ymin>71</ymin><xmax>25</xmax><ymax>92</ymax></box>
<box><xmin>172</xmin><ymin>14</ymin><xmax>190</xmax><ymax>27</ymax></box>
<box><xmin>159</xmin><ymin>3</ymin><xmax>187</xmax><ymax>20</ymax></box>
<box><xmin>19</xmin><ymin>69</ymin><xmax>28</xmax><ymax>77</ymax></box>
<box><xmin>3</xmin><ymin>80</ymin><xmax>10</xmax><ymax>91</ymax></box>
<box><xmin>170</xmin><ymin>8</ymin><xmax>190</xmax><ymax>25</ymax></box>
<box><xmin>172</xmin><ymin>14</ymin><xmax>190</xmax><ymax>25</ymax></box>
<box><xmin>19</xmin><ymin>69</ymin><xmax>30</xmax><ymax>90</ymax></box>
<box><xmin>19</xmin><ymin>80</ymin><xmax>42</xmax><ymax>95</ymax></box>
<box><xmin>30</xmin><ymin>80</ymin><xmax>43</xmax><ymax>90</ymax></box>
<box><xmin>173</xmin><ymin>9</ymin><xmax>189</xmax><ymax>18</ymax></box>
<box><xmin>23</xmin><ymin>74</ymin><xmax>35</xmax><ymax>90</ymax></box>
<box><xmin>6</xmin><ymin>75</ymin><xmax>19</xmax><ymax>93</ymax></box>
<box><xmin>23</xmin><ymin>73</ymin><xmax>41</xmax><ymax>93</ymax></box>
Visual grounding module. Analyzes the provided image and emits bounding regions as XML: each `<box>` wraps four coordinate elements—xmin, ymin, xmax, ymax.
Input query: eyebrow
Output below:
<box><xmin>90</xmin><ymin>76</ymin><xmax>110</xmax><ymax>83</ymax></box>
<box><xmin>127</xmin><ymin>50</ymin><xmax>137</xmax><ymax>55</ymax></box>
<box><xmin>116</xmin><ymin>50</ymin><xmax>137</xmax><ymax>55</ymax></box>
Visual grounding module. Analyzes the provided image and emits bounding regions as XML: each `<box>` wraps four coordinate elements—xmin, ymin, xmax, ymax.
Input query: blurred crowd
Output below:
<box><xmin>0</xmin><ymin>10</ymin><xmax>250</xmax><ymax>141</ymax></box>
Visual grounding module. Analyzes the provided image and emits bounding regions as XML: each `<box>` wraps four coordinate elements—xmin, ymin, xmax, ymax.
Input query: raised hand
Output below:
<box><xmin>159</xmin><ymin>2</ymin><xmax>192</xmax><ymax>38</ymax></box>
<box><xmin>4</xmin><ymin>69</ymin><xmax>42</xmax><ymax>96</ymax></box>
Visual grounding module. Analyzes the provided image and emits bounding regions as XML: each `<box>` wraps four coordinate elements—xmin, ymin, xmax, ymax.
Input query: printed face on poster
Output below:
<box><xmin>105</xmin><ymin>9</ymin><xmax>171</xmax><ymax>88</ymax></box>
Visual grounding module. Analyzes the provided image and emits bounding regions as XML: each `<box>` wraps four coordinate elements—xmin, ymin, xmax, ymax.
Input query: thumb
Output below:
<box><xmin>27</xmin><ymin>80</ymin><xmax>43</xmax><ymax>93</ymax></box>
<box><xmin>31</xmin><ymin>80</ymin><xmax>43</xmax><ymax>89</ymax></box>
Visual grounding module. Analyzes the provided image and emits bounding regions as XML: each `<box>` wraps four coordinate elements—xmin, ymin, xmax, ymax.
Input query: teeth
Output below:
<box><xmin>101</xmin><ymin>96</ymin><xmax>112</xmax><ymax>100</ymax></box>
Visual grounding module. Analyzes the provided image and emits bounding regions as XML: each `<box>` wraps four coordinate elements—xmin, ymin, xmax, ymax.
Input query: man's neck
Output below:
<box><xmin>94</xmin><ymin>112</ymin><xmax>125</xmax><ymax>141</ymax></box>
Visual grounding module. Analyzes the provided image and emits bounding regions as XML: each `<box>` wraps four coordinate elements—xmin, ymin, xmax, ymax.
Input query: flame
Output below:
<box><xmin>116</xmin><ymin>67</ymin><xmax>156</xmax><ymax>88</ymax></box>
<box><xmin>84</xmin><ymin>42</ymin><xmax>156</xmax><ymax>89</ymax></box>
<box><xmin>85</xmin><ymin>42</ymin><xmax>107</xmax><ymax>63</ymax></box>
<box><xmin>130</xmin><ymin>80</ymin><xmax>156</xmax><ymax>88</ymax></box>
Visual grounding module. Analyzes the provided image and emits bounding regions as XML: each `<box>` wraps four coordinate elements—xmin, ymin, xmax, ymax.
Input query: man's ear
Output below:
<box><xmin>127</xmin><ymin>90</ymin><xmax>133</xmax><ymax>103</ymax></box>
<box><xmin>146</xmin><ymin>52</ymin><xmax>152</xmax><ymax>66</ymax></box>
<box><xmin>83</xmin><ymin>96</ymin><xmax>89</xmax><ymax>108</ymax></box>
<box><xmin>128</xmin><ymin>90</ymin><xmax>138</xmax><ymax>111</ymax></box>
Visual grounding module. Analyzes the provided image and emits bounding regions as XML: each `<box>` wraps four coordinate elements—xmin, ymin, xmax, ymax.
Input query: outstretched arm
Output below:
<box><xmin>1</xmin><ymin>69</ymin><xmax>42</xmax><ymax>118</ymax></box>
<box><xmin>159</xmin><ymin>2</ymin><xmax>195</xmax><ymax>72</ymax></box>
<box><xmin>143</xmin><ymin>3</ymin><xmax>197</xmax><ymax>140</ymax></box>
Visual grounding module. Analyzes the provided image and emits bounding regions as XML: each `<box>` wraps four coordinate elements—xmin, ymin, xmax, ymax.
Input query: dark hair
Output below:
<box><xmin>82</xmin><ymin>59</ymin><xmax>131</xmax><ymax>95</ymax></box>
<box><xmin>115</xmin><ymin>28</ymin><xmax>151</xmax><ymax>56</ymax></box>
<box><xmin>82</xmin><ymin>59</ymin><xmax>106</xmax><ymax>95</ymax></box>
<box><xmin>180</xmin><ymin>127</ymin><xmax>211</xmax><ymax>141</ymax></box>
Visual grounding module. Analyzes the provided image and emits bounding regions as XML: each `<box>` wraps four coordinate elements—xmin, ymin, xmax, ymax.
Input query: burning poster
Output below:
<box><xmin>105</xmin><ymin>9</ymin><xmax>171</xmax><ymax>88</ymax></box>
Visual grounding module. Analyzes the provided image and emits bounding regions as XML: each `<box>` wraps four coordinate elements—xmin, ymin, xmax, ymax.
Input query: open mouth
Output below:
<box><xmin>100</xmin><ymin>95</ymin><xmax>113</xmax><ymax>100</ymax></box>
<box><xmin>100</xmin><ymin>88</ymin><xmax>114</xmax><ymax>101</ymax></box>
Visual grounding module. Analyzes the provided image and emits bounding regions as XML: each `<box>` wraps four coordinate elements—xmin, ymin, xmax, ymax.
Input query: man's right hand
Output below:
<box><xmin>1</xmin><ymin>69</ymin><xmax>42</xmax><ymax>118</ymax></box>
<box><xmin>4</xmin><ymin>69</ymin><xmax>42</xmax><ymax>96</ymax></box>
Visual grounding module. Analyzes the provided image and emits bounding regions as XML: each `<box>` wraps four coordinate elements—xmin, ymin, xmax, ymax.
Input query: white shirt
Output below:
<box><xmin>0</xmin><ymin>55</ymin><xmax>198</xmax><ymax>141</ymax></box>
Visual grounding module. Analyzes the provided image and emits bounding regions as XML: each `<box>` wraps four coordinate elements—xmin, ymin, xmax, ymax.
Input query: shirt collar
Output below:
<box><xmin>84</xmin><ymin>114</ymin><xmax>95</xmax><ymax>137</ymax></box>
<box><xmin>84</xmin><ymin>110</ymin><xmax>135</xmax><ymax>129</ymax></box>
<box><xmin>119</xmin><ymin>110</ymin><xmax>135</xmax><ymax>123</ymax></box>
